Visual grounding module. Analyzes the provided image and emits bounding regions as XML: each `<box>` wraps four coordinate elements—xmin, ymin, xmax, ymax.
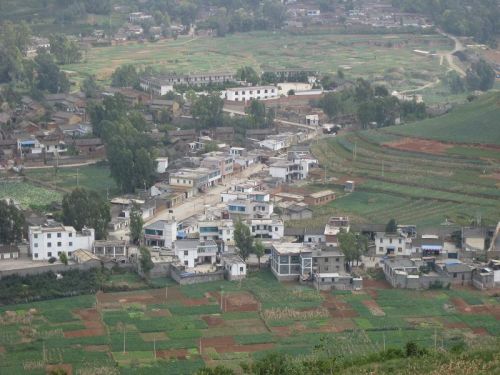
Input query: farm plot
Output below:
<box><xmin>0</xmin><ymin>180</ymin><xmax>62</xmax><ymax>210</ymax></box>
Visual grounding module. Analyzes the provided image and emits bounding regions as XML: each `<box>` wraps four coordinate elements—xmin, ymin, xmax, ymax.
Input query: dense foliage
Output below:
<box><xmin>0</xmin><ymin>200</ymin><xmax>25</xmax><ymax>244</ymax></box>
<box><xmin>191</xmin><ymin>93</ymin><xmax>224</xmax><ymax>128</ymax></box>
<box><xmin>0</xmin><ymin>268</ymin><xmax>106</xmax><ymax>305</ymax></box>
<box><xmin>129</xmin><ymin>203</ymin><xmax>144</xmax><ymax>245</ymax></box>
<box><xmin>62</xmin><ymin>188</ymin><xmax>111</xmax><ymax>240</ymax></box>
<box><xmin>88</xmin><ymin>94</ymin><xmax>156</xmax><ymax>193</ymax></box>
<box><xmin>392</xmin><ymin>0</ymin><xmax>500</xmax><ymax>46</ymax></box>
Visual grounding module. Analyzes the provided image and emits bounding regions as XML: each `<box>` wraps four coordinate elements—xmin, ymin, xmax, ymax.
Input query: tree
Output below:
<box><xmin>445</xmin><ymin>71</ymin><xmax>465</xmax><ymax>94</ymax></box>
<box><xmin>234</xmin><ymin>219</ymin><xmax>253</xmax><ymax>261</ymax></box>
<box><xmin>62</xmin><ymin>188</ymin><xmax>111</xmax><ymax>240</ymax></box>
<box><xmin>129</xmin><ymin>203</ymin><xmax>143</xmax><ymax>245</ymax></box>
<box><xmin>338</xmin><ymin>229</ymin><xmax>358</xmax><ymax>270</ymax></box>
<box><xmin>84</xmin><ymin>0</ymin><xmax>111</xmax><ymax>14</ymax></box>
<box><xmin>139</xmin><ymin>246</ymin><xmax>154</xmax><ymax>275</ymax></box>
<box><xmin>253</xmin><ymin>239</ymin><xmax>265</xmax><ymax>269</ymax></box>
<box><xmin>0</xmin><ymin>200</ymin><xmax>25</xmax><ymax>244</ymax></box>
<box><xmin>81</xmin><ymin>74</ymin><xmax>101</xmax><ymax>98</ymax></box>
<box><xmin>111</xmin><ymin>65</ymin><xmax>139</xmax><ymax>88</ymax></box>
<box><xmin>35</xmin><ymin>52</ymin><xmax>70</xmax><ymax>93</ymax></box>
<box><xmin>191</xmin><ymin>93</ymin><xmax>224</xmax><ymax>128</ymax></box>
<box><xmin>263</xmin><ymin>1</ymin><xmax>286</xmax><ymax>29</ymax></box>
<box><xmin>385</xmin><ymin>218</ymin><xmax>398</xmax><ymax>234</ymax></box>
<box><xmin>49</xmin><ymin>34</ymin><xmax>82</xmax><ymax>64</ymax></box>
<box><xmin>247</xmin><ymin>99</ymin><xmax>266</xmax><ymax>126</ymax></box>
<box><xmin>59</xmin><ymin>252</ymin><xmax>68</xmax><ymax>265</ymax></box>
<box><xmin>195</xmin><ymin>366</ymin><xmax>235</xmax><ymax>375</ymax></box>
<box><xmin>236</xmin><ymin>66</ymin><xmax>259</xmax><ymax>85</ymax></box>
<box><xmin>466</xmin><ymin>59</ymin><xmax>495</xmax><ymax>92</ymax></box>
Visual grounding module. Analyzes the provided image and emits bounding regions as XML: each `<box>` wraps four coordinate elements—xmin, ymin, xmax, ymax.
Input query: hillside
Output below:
<box><xmin>384</xmin><ymin>92</ymin><xmax>500</xmax><ymax>145</ymax></box>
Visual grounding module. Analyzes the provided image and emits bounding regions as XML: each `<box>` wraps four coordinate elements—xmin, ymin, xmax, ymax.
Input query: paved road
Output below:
<box><xmin>437</xmin><ymin>29</ymin><xmax>466</xmax><ymax>77</ymax></box>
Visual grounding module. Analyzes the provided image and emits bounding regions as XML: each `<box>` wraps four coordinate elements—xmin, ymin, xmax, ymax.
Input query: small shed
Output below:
<box><xmin>0</xmin><ymin>245</ymin><xmax>20</xmax><ymax>260</ymax></box>
<box><xmin>222</xmin><ymin>253</ymin><xmax>247</xmax><ymax>281</ymax></box>
<box><xmin>344</xmin><ymin>180</ymin><xmax>355</xmax><ymax>192</ymax></box>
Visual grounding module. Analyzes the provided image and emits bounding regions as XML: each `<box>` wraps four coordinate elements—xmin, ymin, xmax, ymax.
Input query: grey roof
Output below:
<box><xmin>0</xmin><ymin>245</ymin><xmax>20</xmax><ymax>254</ymax></box>
<box><xmin>174</xmin><ymin>239</ymin><xmax>200</xmax><ymax>250</ymax></box>
<box><xmin>444</xmin><ymin>263</ymin><xmax>472</xmax><ymax>273</ymax></box>
<box><xmin>145</xmin><ymin>220</ymin><xmax>171</xmax><ymax>231</ymax></box>
<box><xmin>284</xmin><ymin>227</ymin><xmax>324</xmax><ymax>236</ymax></box>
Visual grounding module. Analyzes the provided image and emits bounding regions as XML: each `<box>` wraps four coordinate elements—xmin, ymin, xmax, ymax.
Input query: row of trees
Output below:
<box><xmin>445</xmin><ymin>59</ymin><xmax>496</xmax><ymax>94</ymax></box>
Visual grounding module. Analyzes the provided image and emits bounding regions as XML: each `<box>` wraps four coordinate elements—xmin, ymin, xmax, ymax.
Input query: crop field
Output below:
<box><xmin>0</xmin><ymin>271</ymin><xmax>499</xmax><ymax>374</ymax></box>
<box><xmin>24</xmin><ymin>163</ymin><xmax>118</xmax><ymax>199</ymax></box>
<box><xmin>306</xmin><ymin>100</ymin><xmax>500</xmax><ymax>228</ymax></box>
<box><xmin>67</xmin><ymin>31</ymin><xmax>451</xmax><ymax>92</ymax></box>
<box><xmin>0</xmin><ymin>180</ymin><xmax>62</xmax><ymax>210</ymax></box>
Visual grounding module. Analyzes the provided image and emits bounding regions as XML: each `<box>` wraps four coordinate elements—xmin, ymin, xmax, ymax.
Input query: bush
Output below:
<box><xmin>48</xmin><ymin>257</ymin><xmax>57</xmax><ymax>264</ymax></box>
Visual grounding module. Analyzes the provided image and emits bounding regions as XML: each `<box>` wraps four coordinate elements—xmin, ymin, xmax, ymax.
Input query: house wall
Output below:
<box><xmin>374</xmin><ymin>234</ymin><xmax>411</xmax><ymax>256</ymax></box>
<box><xmin>29</xmin><ymin>227</ymin><xmax>95</xmax><ymax>260</ymax></box>
<box><xmin>170</xmin><ymin>265</ymin><xmax>225</xmax><ymax>285</ymax></box>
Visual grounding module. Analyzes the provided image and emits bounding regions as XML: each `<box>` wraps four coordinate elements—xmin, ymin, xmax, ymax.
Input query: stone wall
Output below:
<box><xmin>0</xmin><ymin>261</ymin><xmax>100</xmax><ymax>279</ymax></box>
<box><xmin>170</xmin><ymin>264</ymin><xmax>224</xmax><ymax>285</ymax></box>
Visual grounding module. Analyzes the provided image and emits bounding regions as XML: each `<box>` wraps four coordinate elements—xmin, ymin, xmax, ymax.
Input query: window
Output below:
<box><xmin>47</xmin><ymin>242</ymin><xmax>52</xmax><ymax>248</ymax></box>
<box><xmin>58</xmin><ymin>252</ymin><xmax>61</xmax><ymax>256</ymax></box>
<box><xmin>324</xmin><ymin>258</ymin><xmax>329</xmax><ymax>262</ymax></box>
<box><xmin>275</xmin><ymin>227</ymin><xmax>278</xmax><ymax>231</ymax></box>
<box><xmin>335</xmin><ymin>258</ymin><xmax>339</xmax><ymax>262</ymax></box>
<box><xmin>34</xmin><ymin>234</ymin><xmax>38</xmax><ymax>239</ymax></box>
<box><xmin>69</xmin><ymin>233</ymin><xmax>72</xmax><ymax>238</ymax></box>
<box><xmin>34</xmin><ymin>243</ymin><xmax>38</xmax><ymax>248</ymax></box>
<box><xmin>47</xmin><ymin>233</ymin><xmax>52</xmax><ymax>239</ymax></box>
<box><xmin>240</xmin><ymin>267</ymin><xmax>244</xmax><ymax>272</ymax></box>
<box><xmin>453</xmin><ymin>273</ymin><xmax>457</xmax><ymax>278</ymax></box>
<box><xmin>380</xmin><ymin>238</ymin><xmax>383</xmax><ymax>243</ymax></box>
<box><xmin>69</xmin><ymin>242</ymin><xmax>72</xmax><ymax>246</ymax></box>
<box><xmin>389</xmin><ymin>238</ymin><xmax>393</xmax><ymax>244</ymax></box>
<box><xmin>57</xmin><ymin>242</ymin><xmax>62</xmax><ymax>247</ymax></box>
<box><xmin>398</xmin><ymin>247</ymin><xmax>402</xmax><ymax>252</ymax></box>
<box><xmin>68</xmin><ymin>252</ymin><xmax>72</xmax><ymax>256</ymax></box>
<box><xmin>184</xmin><ymin>260</ymin><xmax>188</xmax><ymax>266</ymax></box>
<box><xmin>34</xmin><ymin>253</ymin><xmax>38</xmax><ymax>258</ymax></box>
<box><xmin>57</xmin><ymin>233</ymin><xmax>61</xmax><ymax>238</ymax></box>
<box><xmin>399</xmin><ymin>238</ymin><xmax>402</xmax><ymax>244</ymax></box>
<box><xmin>47</xmin><ymin>252</ymin><xmax>52</xmax><ymax>257</ymax></box>
<box><xmin>325</xmin><ymin>266</ymin><xmax>329</xmax><ymax>271</ymax></box>
<box><xmin>379</xmin><ymin>247</ymin><xmax>383</xmax><ymax>252</ymax></box>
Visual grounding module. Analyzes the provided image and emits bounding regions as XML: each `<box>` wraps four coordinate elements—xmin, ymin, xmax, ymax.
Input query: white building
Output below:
<box><xmin>269</xmin><ymin>157</ymin><xmax>316</xmax><ymax>182</ymax></box>
<box><xmin>199</xmin><ymin>219</ymin><xmax>235</xmax><ymax>245</ymax></box>
<box><xmin>225</xmin><ymin>86</ymin><xmax>278</xmax><ymax>102</ymax></box>
<box><xmin>222</xmin><ymin>253</ymin><xmax>247</xmax><ymax>281</ymax></box>
<box><xmin>29</xmin><ymin>224</ymin><xmax>95</xmax><ymax>260</ymax></box>
<box><xmin>250</xmin><ymin>218</ymin><xmax>284</xmax><ymax>240</ymax></box>
<box><xmin>139</xmin><ymin>76</ymin><xmax>174</xmax><ymax>96</ymax></box>
<box><xmin>174</xmin><ymin>239</ymin><xmax>218</xmax><ymax>268</ymax></box>
<box><xmin>156</xmin><ymin>157</ymin><xmax>169</xmax><ymax>174</ymax></box>
<box><xmin>374</xmin><ymin>232</ymin><xmax>412</xmax><ymax>256</ymax></box>
<box><xmin>144</xmin><ymin>220</ymin><xmax>177</xmax><ymax>249</ymax></box>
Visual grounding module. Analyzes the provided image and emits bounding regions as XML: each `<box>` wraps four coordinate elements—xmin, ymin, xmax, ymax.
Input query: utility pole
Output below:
<box><xmin>123</xmin><ymin>325</ymin><xmax>126</xmax><ymax>354</ymax></box>
<box><xmin>383</xmin><ymin>333</ymin><xmax>386</xmax><ymax>351</ymax></box>
<box><xmin>434</xmin><ymin>328</ymin><xmax>437</xmax><ymax>350</ymax></box>
<box><xmin>153</xmin><ymin>336</ymin><xmax>157</xmax><ymax>359</ymax></box>
<box><xmin>165</xmin><ymin>286</ymin><xmax>168</xmax><ymax>302</ymax></box>
<box><xmin>382</xmin><ymin>160</ymin><xmax>385</xmax><ymax>178</ymax></box>
<box><xmin>76</xmin><ymin>168</ymin><xmax>79</xmax><ymax>187</ymax></box>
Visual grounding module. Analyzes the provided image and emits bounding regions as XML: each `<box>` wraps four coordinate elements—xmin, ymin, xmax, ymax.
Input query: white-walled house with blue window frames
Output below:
<box><xmin>143</xmin><ymin>220</ymin><xmax>177</xmax><ymax>248</ymax></box>
<box><xmin>28</xmin><ymin>224</ymin><xmax>95</xmax><ymax>260</ymax></box>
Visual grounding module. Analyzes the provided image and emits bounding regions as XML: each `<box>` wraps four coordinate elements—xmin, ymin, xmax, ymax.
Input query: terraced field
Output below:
<box><xmin>307</xmin><ymin>127</ymin><xmax>500</xmax><ymax>228</ymax></box>
<box><xmin>1</xmin><ymin>271</ymin><xmax>499</xmax><ymax>374</ymax></box>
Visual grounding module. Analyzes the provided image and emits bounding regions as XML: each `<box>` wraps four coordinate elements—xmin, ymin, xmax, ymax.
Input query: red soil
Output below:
<box><xmin>200</xmin><ymin>336</ymin><xmax>275</xmax><ymax>354</ymax></box>
<box><xmin>46</xmin><ymin>364</ymin><xmax>73</xmax><ymax>375</ymax></box>
<box><xmin>156</xmin><ymin>349</ymin><xmax>188</xmax><ymax>360</ymax></box>
<box><xmin>364</xmin><ymin>279</ymin><xmax>392</xmax><ymax>289</ymax></box>
<box><xmin>322</xmin><ymin>293</ymin><xmax>358</xmax><ymax>318</ymax></box>
<box><xmin>202</xmin><ymin>315</ymin><xmax>225</xmax><ymax>327</ymax></box>
<box><xmin>63</xmin><ymin>308</ymin><xmax>105</xmax><ymax>338</ymax></box>
<box><xmin>384</xmin><ymin>138</ymin><xmax>452</xmax><ymax>155</ymax></box>
<box><xmin>216</xmin><ymin>292</ymin><xmax>260</xmax><ymax>312</ymax></box>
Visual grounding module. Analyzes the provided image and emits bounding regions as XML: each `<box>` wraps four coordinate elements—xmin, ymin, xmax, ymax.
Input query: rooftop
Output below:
<box><xmin>272</xmin><ymin>242</ymin><xmax>315</xmax><ymax>255</ymax></box>
<box><xmin>308</xmin><ymin>190</ymin><xmax>335</xmax><ymax>199</ymax></box>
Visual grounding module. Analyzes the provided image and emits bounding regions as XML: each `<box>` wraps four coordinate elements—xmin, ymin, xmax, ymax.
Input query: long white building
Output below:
<box><xmin>29</xmin><ymin>224</ymin><xmax>95</xmax><ymax>260</ymax></box>
<box><xmin>225</xmin><ymin>86</ymin><xmax>278</xmax><ymax>102</ymax></box>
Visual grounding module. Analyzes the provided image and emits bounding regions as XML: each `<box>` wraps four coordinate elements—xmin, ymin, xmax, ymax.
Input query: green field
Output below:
<box><xmin>67</xmin><ymin>31</ymin><xmax>451</xmax><ymax>92</ymax></box>
<box><xmin>384</xmin><ymin>92</ymin><xmax>500</xmax><ymax>145</ymax></box>
<box><xmin>0</xmin><ymin>270</ymin><xmax>498</xmax><ymax>374</ymax></box>
<box><xmin>306</xmin><ymin>135</ymin><xmax>499</xmax><ymax>228</ymax></box>
<box><xmin>24</xmin><ymin>163</ymin><xmax>118</xmax><ymax>199</ymax></box>
<box><xmin>0</xmin><ymin>180</ymin><xmax>62</xmax><ymax>210</ymax></box>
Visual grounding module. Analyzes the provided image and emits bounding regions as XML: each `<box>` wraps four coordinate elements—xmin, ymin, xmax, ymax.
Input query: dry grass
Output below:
<box><xmin>262</xmin><ymin>307</ymin><xmax>329</xmax><ymax>321</ymax></box>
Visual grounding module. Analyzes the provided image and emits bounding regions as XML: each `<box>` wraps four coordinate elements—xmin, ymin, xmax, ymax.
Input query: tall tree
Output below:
<box><xmin>62</xmin><ymin>188</ymin><xmax>111</xmax><ymax>240</ymax></box>
<box><xmin>139</xmin><ymin>246</ymin><xmax>154</xmax><ymax>275</ymax></box>
<box><xmin>191</xmin><ymin>93</ymin><xmax>224</xmax><ymax>128</ymax></box>
<box><xmin>338</xmin><ymin>229</ymin><xmax>357</xmax><ymax>270</ymax></box>
<box><xmin>35</xmin><ymin>52</ymin><xmax>70</xmax><ymax>93</ymax></box>
<box><xmin>129</xmin><ymin>203</ymin><xmax>144</xmax><ymax>245</ymax></box>
<box><xmin>49</xmin><ymin>34</ymin><xmax>82</xmax><ymax>65</ymax></box>
<box><xmin>0</xmin><ymin>200</ymin><xmax>25</xmax><ymax>244</ymax></box>
<box><xmin>385</xmin><ymin>218</ymin><xmax>398</xmax><ymax>234</ymax></box>
<box><xmin>253</xmin><ymin>239</ymin><xmax>265</xmax><ymax>269</ymax></box>
<box><xmin>234</xmin><ymin>219</ymin><xmax>253</xmax><ymax>261</ymax></box>
<box><xmin>111</xmin><ymin>65</ymin><xmax>139</xmax><ymax>88</ymax></box>
<box><xmin>236</xmin><ymin>66</ymin><xmax>259</xmax><ymax>85</ymax></box>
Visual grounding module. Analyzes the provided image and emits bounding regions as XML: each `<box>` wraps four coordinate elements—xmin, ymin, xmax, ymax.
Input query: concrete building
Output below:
<box><xmin>304</xmin><ymin>190</ymin><xmax>335</xmax><ymax>206</ymax></box>
<box><xmin>93</xmin><ymin>240</ymin><xmax>129</xmax><ymax>262</ymax></box>
<box><xmin>141</xmin><ymin>72</ymin><xmax>234</xmax><ymax>95</ymax></box>
<box><xmin>0</xmin><ymin>245</ymin><xmax>20</xmax><ymax>260</ymax></box>
<box><xmin>225</xmin><ymin>86</ymin><xmax>278</xmax><ymax>102</ymax></box>
<box><xmin>200</xmin><ymin>153</ymin><xmax>234</xmax><ymax>180</ymax></box>
<box><xmin>156</xmin><ymin>157</ymin><xmax>169</xmax><ymax>174</ymax></box>
<box><xmin>143</xmin><ymin>220</ymin><xmax>177</xmax><ymax>248</ymax></box>
<box><xmin>174</xmin><ymin>239</ymin><xmax>218</xmax><ymax>268</ymax></box>
<box><xmin>169</xmin><ymin>167</ymin><xmax>221</xmax><ymax>190</ymax></box>
<box><xmin>28</xmin><ymin>224</ymin><xmax>95</xmax><ymax>260</ymax></box>
<box><xmin>250</xmin><ymin>218</ymin><xmax>284</xmax><ymax>240</ymax></box>
<box><xmin>222</xmin><ymin>253</ymin><xmax>247</xmax><ymax>281</ymax></box>
<box><xmin>324</xmin><ymin>217</ymin><xmax>350</xmax><ymax>246</ymax></box>
<box><xmin>374</xmin><ymin>232</ymin><xmax>412</xmax><ymax>256</ymax></box>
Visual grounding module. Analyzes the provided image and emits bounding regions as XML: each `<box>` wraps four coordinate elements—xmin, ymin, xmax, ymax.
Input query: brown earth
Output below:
<box><xmin>147</xmin><ymin>309</ymin><xmax>172</xmax><ymax>318</ymax></box>
<box><xmin>322</xmin><ymin>293</ymin><xmax>358</xmax><ymax>318</ymax></box>
<box><xmin>215</xmin><ymin>292</ymin><xmax>260</xmax><ymax>312</ymax></box>
<box><xmin>140</xmin><ymin>332</ymin><xmax>167</xmax><ymax>342</ymax></box>
<box><xmin>96</xmin><ymin>288</ymin><xmax>211</xmax><ymax>308</ymax></box>
<box><xmin>83</xmin><ymin>345</ymin><xmax>110</xmax><ymax>352</ymax></box>
<box><xmin>0</xmin><ymin>346</ymin><xmax>5</xmax><ymax>354</ymax></box>
<box><xmin>270</xmin><ymin>325</ymin><xmax>291</xmax><ymax>337</ymax></box>
<box><xmin>200</xmin><ymin>336</ymin><xmax>275</xmax><ymax>354</ymax></box>
<box><xmin>384</xmin><ymin>138</ymin><xmax>453</xmax><ymax>155</ymax></box>
<box><xmin>472</xmin><ymin>327</ymin><xmax>489</xmax><ymax>336</ymax></box>
<box><xmin>364</xmin><ymin>279</ymin><xmax>392</xmax><ymax>289</ymax></box>
<box><xmin>64</xmin><ymin>308</ymin><xmax>105</xmax><ymax>338</ymax></box>
<box><xmin>156</xmin><ymin>349</ymin><xmax>188</xmax><ymax>360</ymax></box>
<box><xmin>46</xmin><ymin>364</ymin><xmax>73</xmax><ymax>375</ymax></box>
<box><xmin>202</xmin><ymin>315</ymin><xmax>225</xmax><ymax>327</ymax></box>
<box><xmin>362</xmin><ymin>299</ymin><xmax>386</xmax><ymax>316</ymax></box>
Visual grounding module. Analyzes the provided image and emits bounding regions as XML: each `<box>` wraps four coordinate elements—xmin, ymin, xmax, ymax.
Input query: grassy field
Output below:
<box><xmin>0</xmin><ymin>270</ymin><xmax>498</xmax><ymax>374</ymax></box>
<box><xmin>0</xmin><ymin>180</ymin><xmax>62</xmax><ymax>210</ymax></box>
<box><xmin>24</xmin><ymin>163</ymin><xmax>118</xmax><ymax>199</ymax></box>
<box><xmin>306</xmin><ymin>129</ymin><xmax>500</xmax><ymax>228</ymax></box>
<box><xmin>67</xmin><ymin>31</ymin><xmax>451</xmax><ymax>92</ymax></box>
<box><xmin>384</xmin><ymin>92</ymin><xmax>500</xmax><ymax>145</ymax></box>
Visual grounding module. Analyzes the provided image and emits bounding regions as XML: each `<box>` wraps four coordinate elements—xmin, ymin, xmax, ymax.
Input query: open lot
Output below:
<box><xmin>0</xmin><ymin>180</ymin><xmax>62</xmax><ymax>210</ymax></box>
<box><xmin>0</xmin><ymin>270</ymin><xmax>499</xmax><ymax>374</ymax></box>
<box><xmin>67</xmin><ymin>31</ymin><xmax>451</xmax><ymax>92</ymax></box>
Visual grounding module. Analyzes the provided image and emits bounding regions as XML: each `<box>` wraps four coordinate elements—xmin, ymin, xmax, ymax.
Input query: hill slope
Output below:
<box><xmin>384</xmin><ymin>92</ymin><xmax>500</xmax><ymax>145</ymax></box>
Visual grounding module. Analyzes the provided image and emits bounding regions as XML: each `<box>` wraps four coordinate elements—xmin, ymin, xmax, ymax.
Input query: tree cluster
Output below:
<box><xmin>0</xmin><ymin>200</ymin><xmax>25</xmax><ymax>244</ymax></box>
<box><xmin>234</xmin><ymin>220</ymin><xmax>265</xmax><ymax>267</ymax></box>
<box><xmin>88</xmin><ymin>94</ymin><xmax>156</xmax><ymax>193</ymax></box>
<box><xmin>318</xmin><ymin>78</ymin><xmax>427</xmax><ymax>128</ymax></box>
<box><xmin>392</xmin><ymin>0</ymin><xmax>500</xmax><ymax>46</ymax></box>
<box><xmin>62</xmin><ymin>188</ymin><xmax>111</xmax><ymax>240</ymax></box>
<box><xmin>49</xmin><ymin>34</ymin><xmax>82</xmax><ymax>65</ymax></box>
<box><xmin>338</xmin><ymin>229</ymin><xmax>368</xmax><ymax>270</ymax></box>
<box><xmin>191</xmin><ymin>93</ymin><xmax>224</xmax><ymax>128</ymax></box>
<box><xmin>444</xmin><ymin>59</ymin><xmax>496</xmax><ymax>93</ymax></box>
<box><xmin>111</xmin><ymin>65</ymin><xmax>140</xmax><ymax>88</ymax></box>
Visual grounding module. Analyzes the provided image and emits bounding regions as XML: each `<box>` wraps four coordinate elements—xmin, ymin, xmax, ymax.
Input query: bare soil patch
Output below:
<box><xmin>46</xmin><ymin>364</ymin><xmax>73</xmax><ymax>375</ymax></box>
<box><xmin>270</xmin><ymin>326</ymin><xmax>291</xmax><ymax>337</ymax></box>
<box><xmin>202</xmin><ymin>315</ymin><xmax>225</xmax><ymax>327</ymax></box>
<box><xmin>322</xmin><ymin>293</ymin><xmax>358</xmax><ymax>318</ymax></box>
<box><xmin>0</xmin><ymin>346</ymin><xmax>5</xmax><ymax>354</ymax></box>
<box><xmin>140</xmin><ymin>332</ymin><xmax>167</xmax><ymax>342</ymax></box>
<box><xmin>201</xmin><ymin>336</ymin><xmax>274</xmax><ymax>353</ymax></box>
<box><xmin>147</xmin><ymin>309</ymin><xmax>171</xmax><ymax>318</ymax></box>
<box><xmin>472</xmin><ymin>327</ymin><xmax>489</xmax><ymax>336</ymax></box>
<box><xmin>84</xmin><ymin>345</ymin><xmax>110</xmax><ymax>352</ymax></box>
<box><xmin>216</xmin><ymin>292</ymin><xmax>260</xmax><ymax>312</ymax></box>
<box><xmin>364</xmin><ymin>279</ymin><xmax>392</xmax><ymax>289</ymax></box>
<box><xmin>64</xmin><ymin>308</ymin><xmax>105</xmax><ymax>338</ymax></box>
<box><xmin>384</xmin><ymin>138</ymin><xmax>452</xmax><ymax>155</ymax></box>
<box><xmin>156</xmin><ymin>349</ymin><xmax>188</xmax><ymax>360</ymax></box>
<box><xmin>362</xmin><ymin>299</ymin><xmax>385</xmax><ymax>316</ymax></box>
